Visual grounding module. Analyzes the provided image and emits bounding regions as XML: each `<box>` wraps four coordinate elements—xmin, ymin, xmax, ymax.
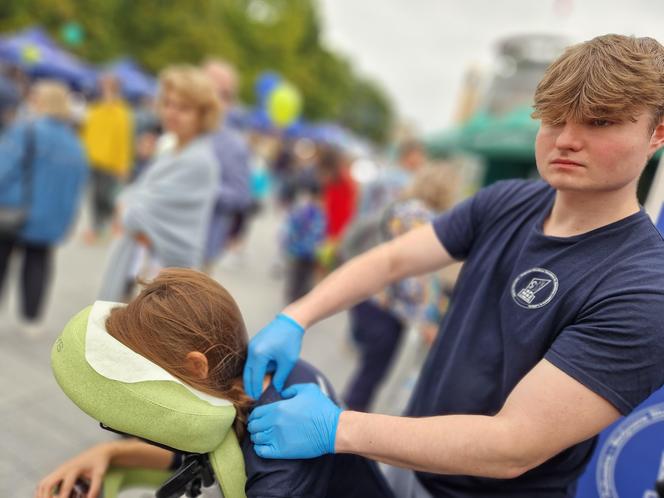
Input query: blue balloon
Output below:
<box><xmin>255</xmin><ymin>71</ymin><xmax>281</xmax><ymax>105</ymax></box>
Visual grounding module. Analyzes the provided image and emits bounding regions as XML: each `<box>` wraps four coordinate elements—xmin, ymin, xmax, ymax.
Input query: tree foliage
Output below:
<box><xmin>0</xmin><ymin>0</ymin><xmax>393</xmax><ymax>142</ymax></box>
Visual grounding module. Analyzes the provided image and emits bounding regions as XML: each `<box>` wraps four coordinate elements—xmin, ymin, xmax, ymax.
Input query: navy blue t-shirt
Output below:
<box><xmin>242</xmin><ymin>360</ymin><xmax>393</xmax><ymax>498</ymax></box>
<box><xmin>406</xmin><ymin>179</ymin><xmax>664</xmax><ymax>497</ymax></box>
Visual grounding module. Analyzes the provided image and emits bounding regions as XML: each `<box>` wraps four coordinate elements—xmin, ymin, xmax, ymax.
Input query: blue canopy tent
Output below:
<box><xmin>0</xmin><ymin>27</ymin><xmax>96</xmax><ymax>91</ymax></box>
<box><xmin>105</xmin><ymin>58</ymin><xmax>157</xmax><ymax>102</ymax></box>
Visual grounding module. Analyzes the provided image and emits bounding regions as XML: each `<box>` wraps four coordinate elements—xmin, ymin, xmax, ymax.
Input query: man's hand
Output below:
<box><xmin>243</xmin><ymin>313</ymin><xmax>305</xmax><ymax>399</ymax></box>
<box><xmin>247</xmin><ymin>383</ymin><xmax>342</xmax><ymax>459</ymax></box>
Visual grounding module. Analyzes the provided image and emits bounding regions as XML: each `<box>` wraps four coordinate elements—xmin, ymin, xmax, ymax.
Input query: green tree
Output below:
<box><xmin>0</xmin><ymin>0</ymin><xmax>393</xmax><ymax>143</ymax></box>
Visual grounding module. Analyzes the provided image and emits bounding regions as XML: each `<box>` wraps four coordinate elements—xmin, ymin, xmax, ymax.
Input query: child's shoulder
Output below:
<box><xmin>256</xmin><ymin>360</ymin><xmax>336</xmax><ymax>406</ymax></box>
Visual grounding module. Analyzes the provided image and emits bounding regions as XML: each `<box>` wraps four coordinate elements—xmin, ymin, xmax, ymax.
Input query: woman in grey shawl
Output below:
<box><xmin>98</xmin><ymin>66</ymin><xmax>221</xmax><ymax>301</ymax></box>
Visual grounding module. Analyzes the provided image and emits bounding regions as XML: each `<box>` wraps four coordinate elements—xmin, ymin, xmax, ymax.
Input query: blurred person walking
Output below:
<box><xmin>202</xmin><ymin>59</ymin><xmax>253</xmax><ymax>270</ymax></box>
<box><xmin>358</xmin><ymin>139</ymin><xmax>428</xmax><ymax>215</ymax></box>
<box><xmin>81</xmin><ymin>74</ymin><xmax>133</xmax><ymax>243</ymax></box>
<box><xmin>318</xmin><ymin>146</ymin><xmax>357</xmax><ymax>270</ymax></box>
<box><xmin>281</xmin><ymin>178</ymin><xmax>326</xmax><ymax>303</ymax></box>
<box><xmin>0</xmin><ymin>65</ymin><xmax>20</xmax><ymax>132</ymax></box>
<box><xmin>97</xmin><ymin>66</ymin><xmax>220</xmax><ymax>302</ymax></box>
<box><xmin>0</xmin><ymin>81</ymin><xmax>88</xmax><ymax>336</ymax></box>
<box><xmin>341</xmin><ymin>167</ymin><xmax>455</xmax><ymax>411</ymax></box>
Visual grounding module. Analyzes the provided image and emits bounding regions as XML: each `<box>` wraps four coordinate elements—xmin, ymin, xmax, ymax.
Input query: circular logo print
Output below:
<box><xmin>596</xmin><ymin>402</ymin><xmax>664</xmax><ymax>498</ymax></box>
<box><xmin>511</xmin><ymin>267</ymin><xmax>559</xmax><ymax>309</ymax></box>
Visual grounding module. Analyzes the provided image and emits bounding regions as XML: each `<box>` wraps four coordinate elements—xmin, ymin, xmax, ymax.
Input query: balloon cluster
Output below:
<box><xmin>255</xmin><ymin>71</ymin><xmax>302</xmax><ymax>128</ymax></box>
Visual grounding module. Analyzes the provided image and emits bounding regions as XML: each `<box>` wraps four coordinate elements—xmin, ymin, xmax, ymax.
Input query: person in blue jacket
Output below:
<box><xmin>0</xmin><ymin>80</ymin><xmax>88</xmax><ymax>336</ymax></box>
<box><xmin>242</xmin><ymin>35</ymin><xmax>664</xmax><ymax>497</ymax></box>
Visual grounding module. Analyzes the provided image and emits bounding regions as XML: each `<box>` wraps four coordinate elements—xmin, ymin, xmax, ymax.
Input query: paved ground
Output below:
<box><xmin>0</xmin><ymin>207</ymin><xmax>359</xmax><ymax>497</ymax></box>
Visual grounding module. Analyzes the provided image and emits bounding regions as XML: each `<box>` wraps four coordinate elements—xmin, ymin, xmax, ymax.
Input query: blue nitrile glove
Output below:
<box><xmin>243</xmin><ymin>313</ymin><xmax>305</xmax><ymax>399</ymax></box>
<box><xmin>247</xmin><ymin>383</ymin><xmax>342</xmax><ymax>459</ymax></box>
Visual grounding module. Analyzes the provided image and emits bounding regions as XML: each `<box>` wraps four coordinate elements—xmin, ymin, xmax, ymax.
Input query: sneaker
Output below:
<box><xmin>19</xmin><ymin>320</ymin><xmax>44</xmax><ymax>339</ymax></box>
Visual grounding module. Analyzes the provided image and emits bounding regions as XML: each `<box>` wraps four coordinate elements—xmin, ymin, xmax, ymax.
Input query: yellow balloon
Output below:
<box><xmin>267</xmin><ymin>82</ymin><xmax>302</xmax><ymax>128</ymax></box>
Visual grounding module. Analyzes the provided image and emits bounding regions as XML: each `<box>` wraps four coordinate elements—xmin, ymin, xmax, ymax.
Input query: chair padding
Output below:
<box><xmin>52</xmin><ymin>302</ymin><xmax>247</xmax><ymax>498</ymax></box>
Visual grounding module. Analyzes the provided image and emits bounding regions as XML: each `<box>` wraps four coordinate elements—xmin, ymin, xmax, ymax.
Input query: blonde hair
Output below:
<box><xmin>158</xmin><ymin>65</ymin><xmax>222</xmax><ymax>133</ymax></box>
<box><xmin>31</xmin><ymin>80</ymin><xmax>71</xmax><ymax>121</ymax></box>
<box><xmin>402</xmin><ymin>165</ymin><xmax>456</xmax><ymax>213</ymax></box>
<box><xmin>533</xmin><ymin>34</ymin><xmax>664</xmax><ymax>131</ymax></box>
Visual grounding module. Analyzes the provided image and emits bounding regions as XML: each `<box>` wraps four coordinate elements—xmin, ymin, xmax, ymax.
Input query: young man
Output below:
<box><xmin>243</xmin><ymin>35</ymin><xmax>664</xmax><ymax>497</ymax></box>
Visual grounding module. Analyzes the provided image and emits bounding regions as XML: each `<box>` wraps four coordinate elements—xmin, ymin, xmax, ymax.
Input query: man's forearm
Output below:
<box><xmin>283</xmin><ymin>225</ymin><xmax>453</xmax><ymax>328</ymax></box>
<box><xmin>335</xmin><ymin>411</ymin><xmax>530</xmax><ymax>479</ymax></box>
<box><xmin>283</xmin><ymin>244</ymin><xmax>394</xmax><ymax>328</ymax></box>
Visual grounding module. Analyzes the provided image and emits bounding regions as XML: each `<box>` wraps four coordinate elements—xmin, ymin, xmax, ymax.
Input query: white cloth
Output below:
<box><xmin>85</xmin><ymin>300</ymin><xmax>231</xmax><ymax>407</ymax></box>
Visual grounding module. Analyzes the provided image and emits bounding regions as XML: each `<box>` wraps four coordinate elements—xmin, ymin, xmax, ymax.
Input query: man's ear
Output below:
<box><xmin>184</xmin><ymin>351</ymin><xmax>209</xmax><ymax>380</ymax></box>
<box><xmin>648</xmin><ymin>121</ymin><xmax>664</xmax><ymax>156</ymax></box>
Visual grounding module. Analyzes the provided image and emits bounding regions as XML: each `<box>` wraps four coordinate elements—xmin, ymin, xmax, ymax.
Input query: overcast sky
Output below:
<box><xmin>317</xmin><ymin>0</ymin><xmax>664</xmax><ymax>134</ymax></box>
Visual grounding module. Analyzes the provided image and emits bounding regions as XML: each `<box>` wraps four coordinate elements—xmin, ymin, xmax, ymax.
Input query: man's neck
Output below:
<box><xmin>543</xmin><ymin>185</ymin><xmax>640</xmax><ymax>238</ymax></box>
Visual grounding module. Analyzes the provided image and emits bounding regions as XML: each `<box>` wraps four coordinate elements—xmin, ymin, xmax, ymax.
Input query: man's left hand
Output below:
<box><xmin>247</xmin><ymin>383</ymin><xmax>342</xmax><ymax>459</ymax></box>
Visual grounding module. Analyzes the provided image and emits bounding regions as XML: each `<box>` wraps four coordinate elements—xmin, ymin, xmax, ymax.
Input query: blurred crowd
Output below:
<box><xmin>0</xmin><ymin>57</ymin><xmax>459</xmax><ymax>413</ymax></box>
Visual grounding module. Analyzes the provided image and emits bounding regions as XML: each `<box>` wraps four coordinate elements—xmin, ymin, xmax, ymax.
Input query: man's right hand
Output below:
<box><xmin>243</xmin><ymin>313</ymin><xmax>305</xmax><ymax>399</ymax></box>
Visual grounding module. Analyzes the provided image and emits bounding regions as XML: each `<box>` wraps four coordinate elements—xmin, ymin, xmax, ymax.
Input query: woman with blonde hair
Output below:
<box><xmin>98</xmin><ymin>65</ymin><xmax>221</xmax><ymax>301</ymax></box>
<box><xmin>0</xmin><ymin>80</ymin><xmax>88</xmax><ymax>336</ymax></box>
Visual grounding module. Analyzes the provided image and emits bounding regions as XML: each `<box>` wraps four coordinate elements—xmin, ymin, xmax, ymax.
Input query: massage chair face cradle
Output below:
<box><xmin>51</xmin><ymin>302</ymin><xmax>248</xmax><ymax>498</ymax></box>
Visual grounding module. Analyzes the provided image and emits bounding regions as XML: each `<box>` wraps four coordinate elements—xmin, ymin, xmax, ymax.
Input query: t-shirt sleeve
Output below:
<box><xmin>544</xmin><ymin>278</ymin><xmax>664</xmax><ymax>415</ymax></box>
<box><xmin>432</xmin><ymin>180</ymin><xmax>522</xmax><ymax>260</ymax></box>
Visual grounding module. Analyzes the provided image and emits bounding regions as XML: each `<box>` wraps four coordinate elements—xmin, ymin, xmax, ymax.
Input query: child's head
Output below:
<box><xmin>317</xmin><ymin>146</ymin><xmax>345</xmax><ymax>183</ymax></box>
<box><xmin>106</xmin><ymin>268</ymin><xmax>252</xmax><ymax>436</ymax></box>
<box><xmin>533</xmin><ymin>34</ymin><xmax>664</xmax><ymax>132</ymax></box>
<box><xmin>402</xmin><ymin>165</ymin><xmax>456</xmax><ymax>213</ymax></box>
<box><xmin>399</xmin><ymin>139</ymin><xmax>427</xmax><ymax>172</ymax></box>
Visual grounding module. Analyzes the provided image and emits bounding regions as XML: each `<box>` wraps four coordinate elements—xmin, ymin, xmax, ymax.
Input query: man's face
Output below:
<box><xmin>204</xmin><ymin>64</ymin><xmax>236</xmax><ymax>106</ymax></box>
<box><xmin>535</xmin><ymin>112</ymin><xmax>664</xmax><ymax>193</ymax></box>
<box><xmin>99</xmin><ymin>76</ymin><xmax>119</xmax><ymax>101</ymax></box>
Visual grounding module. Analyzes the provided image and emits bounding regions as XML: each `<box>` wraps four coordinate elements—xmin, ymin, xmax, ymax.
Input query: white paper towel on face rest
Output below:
<box><xmin>84</xmin><ymin>300</ymin><xmax>231</xmax><ymax>407</ymax></box>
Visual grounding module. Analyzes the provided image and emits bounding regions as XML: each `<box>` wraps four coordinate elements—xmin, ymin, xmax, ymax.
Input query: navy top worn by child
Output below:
<box><xmin>406</xmin><ymin>179</ymin><xmax>664</xmax><ymax>497</ymax></box>
<box><xmin>173</xmin><ymin>361</ymin><xmax>393</xmax><ymax>498</ymax></box>
<box><xmin>242</xmin><ymin>360</ymin><xmax>393</xmax><ymax>498</ymax></box>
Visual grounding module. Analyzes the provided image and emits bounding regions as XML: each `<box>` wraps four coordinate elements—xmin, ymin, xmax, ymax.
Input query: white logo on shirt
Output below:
<box><xmin>511</xmin><ymin>268</ymin><xmax>558</xmax><ymax>309</ymax></box>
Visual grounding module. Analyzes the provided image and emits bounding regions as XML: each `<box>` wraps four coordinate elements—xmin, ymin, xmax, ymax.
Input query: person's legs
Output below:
<box><xmin>100</xmin><ymin>172</ymin><xmax>119</xmax><ymax>231</ymax></box>
<box><xmin>91</xmin><ymin>169</ymin><xmax>117</xmax><ymax>236</ymax></box>
<box><xmin>285</xmin><ymin>257</ymin><xmax>316</xmax><ymax>303</ymax></box>
<box><xmin>0</xmin><ymin>236</ymin><xmax>15</xmax><ymax>309</ymax></box>
<box><xmin>343</xmin><ymin>300</ymin><xmax>404</xmax><ymax>411</ymax></box>
<box><xmin>90</xmin><ymin>169</ymin><xmax>104</xmax><ymax>234</ymax></box>
<box><xmin>19</xmin><ymin>241</ymin><xmax>52</xmax><ymax>321</ymax></box>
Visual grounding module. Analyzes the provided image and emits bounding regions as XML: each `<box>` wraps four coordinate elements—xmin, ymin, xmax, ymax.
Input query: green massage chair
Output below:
<box><xmin>51</xmin><ymin>301</ymin><xmax>248</xmax><ymax>498</ymax></box>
